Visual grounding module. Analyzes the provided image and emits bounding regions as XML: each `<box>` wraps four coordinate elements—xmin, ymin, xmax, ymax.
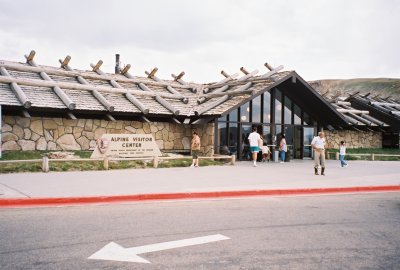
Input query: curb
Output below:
<box><xmin>0</xmin><ymin>185</ymin><xmax>399</xmax><ymax>208</ymax></box>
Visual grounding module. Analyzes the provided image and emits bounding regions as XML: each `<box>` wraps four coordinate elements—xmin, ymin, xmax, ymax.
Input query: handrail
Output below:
<box><xmin>0</xmin><ymin>155</ymin><xmax>235</xmax><ymax>172</ymax></box>
<box><xmin>326</xmin><ymin>151</ymin><xmax>400</xmax><ymax>161</ymax></box>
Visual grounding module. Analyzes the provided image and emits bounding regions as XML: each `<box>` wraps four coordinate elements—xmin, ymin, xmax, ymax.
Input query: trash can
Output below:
<box><xmin>273</xmin><ymin>150</ymin><xmax>279</xmax><ymax>162</ymax></box>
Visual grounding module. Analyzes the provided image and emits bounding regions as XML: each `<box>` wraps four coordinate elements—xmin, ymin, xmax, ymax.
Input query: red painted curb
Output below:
<box><xmin>0</xmin><ymin>185</ymin><xmax>399</xmax><ymax>208</ymax></box>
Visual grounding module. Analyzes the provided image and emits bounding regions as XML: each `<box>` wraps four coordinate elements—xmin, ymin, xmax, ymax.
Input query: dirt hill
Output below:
<box><xmin>308</xmin><ymin>78</ymin><xmax>400</xmax><ymax>100</ymax></box>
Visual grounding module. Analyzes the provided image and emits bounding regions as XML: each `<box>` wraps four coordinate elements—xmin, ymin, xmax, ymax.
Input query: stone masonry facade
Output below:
<box><xmin>1</xmin><ymin>116</ymin><xmax>214</xmax><ymax>156</ymax></box>
<box><xmin>324</xmin><ymin>130</ymin><xmax>382</xmax><ymax>149</ymax></box>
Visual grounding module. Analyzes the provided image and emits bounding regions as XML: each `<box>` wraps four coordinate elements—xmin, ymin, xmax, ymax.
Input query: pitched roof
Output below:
<box><xmin>0</xmin><ymin>53</ymin><xmax>397</xmax><ymax>130</ymax></box>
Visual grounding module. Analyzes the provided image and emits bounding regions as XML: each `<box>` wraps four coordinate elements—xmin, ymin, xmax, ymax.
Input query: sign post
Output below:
<box><xmin>91</xmin><ymin>134</ymin><xmax>162</xmax><ymax>158</ymax></box>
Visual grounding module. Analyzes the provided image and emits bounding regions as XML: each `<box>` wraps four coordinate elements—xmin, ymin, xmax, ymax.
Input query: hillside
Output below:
<box><xmin>308</xmin><ymin>78</ymin><xmax>400</xmax><ymax>100</ymax></box>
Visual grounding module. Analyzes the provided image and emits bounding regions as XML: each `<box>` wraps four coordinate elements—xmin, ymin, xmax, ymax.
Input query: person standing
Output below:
<box><xmin>278</xmin><ymin>134</ymin><xmax>287</xmax><ymax>163</ymax></box>
<box><xmin>339</xmin><ymin>141</ymin><xmax>348</xmax><ymax>168</ymax></box>
<box><xmin>190</xmin><ymin>131</ymin><xmax>201</xmax><ymax>168</ymax></box>
<box><xmin>248</xmin><ymin>126</ymin><xmax>261</xmax><ymax>167</ymax></box>
<box><xmin>311</xmin><ymin>131</ymin><xmax>327</xmax><ymax>175</ymax></box>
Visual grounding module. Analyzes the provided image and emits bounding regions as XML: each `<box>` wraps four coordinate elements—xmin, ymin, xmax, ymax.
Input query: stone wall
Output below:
<box><xmin>1</xmin><ymin>116</ymin><xmax>215</xmax><ymax>156</ymax></box>
<box><xmin>324</xmin><ymin>130</ymin><xmax>382</xmax><ymax>149</ymax></box>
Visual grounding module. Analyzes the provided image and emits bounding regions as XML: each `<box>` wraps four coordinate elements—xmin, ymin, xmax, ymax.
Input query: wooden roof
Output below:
<box><xmin>0</xmin><ymin>51</ymin><xmax>397</xmax><ymax>130</ymax></box>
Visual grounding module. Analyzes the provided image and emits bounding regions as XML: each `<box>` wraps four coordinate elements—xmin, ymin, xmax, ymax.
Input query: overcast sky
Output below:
<box><xmin>0</xmin><ymin>0</ymin><xmax>399</xmax><ymax>83</ymax></box>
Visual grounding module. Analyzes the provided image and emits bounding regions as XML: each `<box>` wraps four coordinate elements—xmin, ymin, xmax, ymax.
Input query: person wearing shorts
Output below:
<box><xmin>190</xmin><ymin>131</ymin><xmax>201</xmax><ymax>168</ymax></box>
<box><xmin>248</xmin><ymin>126</ymin><xmax>261</xmax><ymax>167</ymax></box>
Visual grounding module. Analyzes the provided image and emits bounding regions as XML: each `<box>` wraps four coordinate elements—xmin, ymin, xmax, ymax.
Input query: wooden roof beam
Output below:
<box><xmin>171</xmin><ymin>71</ymin><xmax>197</xmax><ymax>93</ymax></box>
<box><xmin>0</xmin><ymin>66</ymin><xmax>31</xmax><ymax>108</ymax></box>
<box><xmin>237</xmin><ymin>68</ymin><xmax>258</xmax><ymax>81</ymax></box>
<box><xmin>24</xmin><ymin>51</ymin><xmax>75</xmax><ymax>110</ymax></box>
<box><xmin>260</xmin><ymin>63</ymin><xmax>284</xmax><ymax>79</ymax></box>
<box><xmin>1</xmin><ymin>61</ymin><xmax>189</xmax><ymax>90</ymax></box>
<box><xmin>89</xmin><ymin>61</ymin><xmax>149</xmax><ymax>114</ymax></box>
<box><xmin>145</xmin><ymin>68</ymin><xmax>188</xmax><ymax>104</ymax></box>
<box><xmin>202</xmin><ymin>71</ymin><xmax>239</xmax><ymax>94</ymax></box>
<box><xmin>369</xmin><ymin>102</ymin><xmax>400</xmax><ymax>109</ymax></box>
<box><xmin>138</xmin><ymin>83</ymin><xmax>180</xmax><ymax>115</ymax></box>
<box><xmin>122</xmin><ymin>68</ymin><xmax>180</xmax><ymax>115</ymax></box>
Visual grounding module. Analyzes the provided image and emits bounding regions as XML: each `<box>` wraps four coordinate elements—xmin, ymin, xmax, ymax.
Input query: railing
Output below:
<box><xmin>0</xmin><ymin>155</ymin><xmax>236</xmax><ymax>172</ymax></box>
<box><xmin>327</xmin><ymin>152</ymin><xmax>400</xmax><ymax>161</ymax></box>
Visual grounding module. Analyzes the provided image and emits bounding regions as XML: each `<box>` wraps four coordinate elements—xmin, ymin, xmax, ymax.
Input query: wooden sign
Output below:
<box><xmin>91</xmin><ymin>134</ymin><xmax>161</xmax><ymax>158</ymax></box>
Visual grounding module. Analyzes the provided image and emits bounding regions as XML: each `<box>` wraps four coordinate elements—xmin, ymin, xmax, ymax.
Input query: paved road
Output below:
<box><xmin>1</xmin><ymin>193</ymin><xmax>399</xmax><ymax>269</ymax></box>
<box><xmin>1</xmin><ymin>160</ymin><xmax>399</xmax><ymax>199</ymax></box>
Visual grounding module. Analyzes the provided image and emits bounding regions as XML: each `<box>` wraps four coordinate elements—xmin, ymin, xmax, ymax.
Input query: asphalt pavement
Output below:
<box><xmin>0</xmin><ymin>160</ymin><xmax>399</xmax><ymax>207</ymax></box>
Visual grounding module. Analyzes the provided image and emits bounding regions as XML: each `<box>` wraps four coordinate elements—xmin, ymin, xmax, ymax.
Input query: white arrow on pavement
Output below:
<box><xmin>88</xmin><ymin>234</ymin><xmax>230</xmax><ymax>264</ymax></box>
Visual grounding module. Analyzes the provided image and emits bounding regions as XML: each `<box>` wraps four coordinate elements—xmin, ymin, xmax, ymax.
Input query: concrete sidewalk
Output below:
<box><xmin>0</xmin><ymin>160</ymin><xmax>399</xmax><ymax>207</ymax></box>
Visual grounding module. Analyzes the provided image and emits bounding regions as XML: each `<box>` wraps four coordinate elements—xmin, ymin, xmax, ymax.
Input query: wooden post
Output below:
<box><xmin>230</xmin><ymin>155</ymin><xmax>236</xmax><ymax>165</ymax></box>
<box><xmin>371</xmin><ymin>153</ymin><xmax>375</xmax><ymax>161</ymax></box>
<box><xmin>42</xmin><ymin>156</ymin><xmax>49</xmax><ymax>172</ymax></box>
<box><xmin>103</xmin><ymin>157</ymin><xmax>109</xmax><ymax>170</ymax></box>
<box><xmin>335</xmin><ymin>152</ymin><xmax>339</xmax><ymax>160</ymax></box>
<box><xmin>153</xmin><ymin>156</ymin><xmax>159</xmax><ymax>168</ymax></box>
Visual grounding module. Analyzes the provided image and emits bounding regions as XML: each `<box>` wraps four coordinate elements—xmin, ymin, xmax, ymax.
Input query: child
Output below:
<box><xmin>339</xmin><ymin>141</ymin><xmax>348</xmax><ymax>168</ymax></box>
<box><xmin>261</xmin><ymin>145</ymin><xmax>271</xmax><ymax>162</ymax></box>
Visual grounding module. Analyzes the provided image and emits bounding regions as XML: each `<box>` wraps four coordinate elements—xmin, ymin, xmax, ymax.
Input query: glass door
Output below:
<box><xmin>303</xmin><ymin>127</ymin><xmax>315</xmax><ymax>159</ymax></box>
<box><xmin>239</xmin><ymin>124</ymin><xmax>252</xmax><ymax>160</ymax></box>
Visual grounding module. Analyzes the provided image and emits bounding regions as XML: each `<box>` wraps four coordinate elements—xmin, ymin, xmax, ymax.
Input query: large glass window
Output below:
<box><xmin>294</xmin><ymin>104</ymin><xmax>301</xmax><ymax>125</ymax></box>
<box><xmin>262</xmin><ymin>125</ymin><xmax>271</xmax><ymax>145</ymax></box>
<box><xmin>263</xmin><ymin>91</ymin><xmax>271</xmax><ymax>124</ymax></box>
<box><xmin>217</xmin><ymin>122</ymin><xmax>227</xmax><ymax>154</ymax></box>
<box><xmin>240</xmin><ymin>124</ymin><xmax>252</xmax><ymax>160</ymax></box>
<box><xmin>240</xmin><ymin>102</ymin><xmax>250</xmax><ymax>122</ymax></box>
<box><xmin>228</xmin><ymin>123</ymin><xmax>238</xmax><ymax>156</ymax></box>
<box><xmin>284</xmin><ymin>96</ymin><xmax>292</xmax><ymax>124</ymax></box>
<box><xmin>252</xmin><ymin>96</ymin><xmax>261</xmax><ymax>123</ymax></box>
<box><xmin>229</xmin><ymin>109</ymin><xmax>238</xmax><ymax>122</ymax></box>
<box><xmin>275</xmin><ymin>89</ymin><xmax>282</xmax><ymax>124</ymax></box>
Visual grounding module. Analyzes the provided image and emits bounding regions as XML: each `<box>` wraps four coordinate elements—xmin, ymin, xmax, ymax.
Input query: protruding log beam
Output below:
<box><xmin>240</xmin><ymin>67</ymin><xmax>249</xmax><ymax>75</ymax></box>
<box><xmin>93</xmin><ymin>90</ymin><xmax>114</xmax><ymax>112</ymax></box>
<box><xmin>172</xmin><ymin>71</ymin><xmax>185</xmax><ymax>82</ymax></box>
<box><xmin>336</xmin><ymin>109</ymin><xmax>369</xmax><ymax>114</ymax></box>
<box><xmin>390</xmin><ymin>111</ymin><xmax>400</xmax><ymax>116</ymax></box>
<box><xmin>138</xmin><ymin>83</ymin><xmax>180</xmax><ymax>115</ymax></box>
<box><xmin>361</xmin><ymin>114</ymin><xmax>386</xmax><ymax>126</ymax></box>
<box><xmin>125</xmin><ymin>93</ymin><xmax>150</xmax><ymax>114</ymax></box>
<box><xmin>91</xmin><ymin>60</ymin><xmax>103</xmax><ymax>72</ymax></box>
<box><xmin>195</xmin><ymin>95</ymin><xmax>230</xmax><ymax>116</ymax></box>
<box><xmin>26</xmin><ymin>50</ymin><xmax>36</xmax><ymax>62</ymax></box>
<box><xmin>105</xmin><ymin>114</ymin><xmax>116</xmax><ymax>122</ymax></box>
<box><xmin>348</xmin><ymin>113</ymin><xmax>373</xmax><ymax>126</ymax></box>
<box><xmin>145</xmin><ymin>69</ymin><xmax>188</xmax><ymax>104</ymax></box>
<box><xmin>21</xmin><ymin>110</ymin><xmax>31</xmax><ymax>118</ymax></box>
<box><xmin>198</xmin><ymin>85</ymin><xmax>229</xmax><ymax>104</ymax></box>
<box><xmin>120</xmin><ymin>64</ymin><xmax>131</xmax><ymax>75</ymax></box>
<box><xmin>141</xmin><ymin>116</ymin><xmax>151</xmax><ymax>123</ymax></box>
<box><xmin>59</xmin><ymin>56</ymin><xmax>71</xmax><ymax>68</ymax></box>
<box><xmin>25</xmin><ymin>53</ymin><xmax>75</xmax><ymax>110</ymax></box>
<box><xmin>237</xmin><ymin>69</ymin><xmax>258</xmax><ymax>81</ymax></box>
<box><xmin>344</xmin><ymin>116</ymin><xmax>363</xmax><ymax>125</ymax></box>
<box><xmin>147</xmin><ymin>67</ymin><xmax>158</xmax><ymax>78</ymax></box>
<box><xmin>67</xmin><ymin>112</ymin><xmax>77</xmax><ymax>120</ymax></box>
<box><xmin>171</xmin><ymin>71</ymin><xmax>197</xmax><ymax>93</ymax></box>
<box><xmin>75</xmin><ymin>62</ymin><xmax>148</xmax><ymax>113</ymax></box>
<box><xmin>0</xmin><ymin>75</ymin><xmax>181</xmax><ymax>100</ymax></box>
<box><xmin>203</xmin><ymin>72</ymin><xmax>239</xmax><ymax>94</ymax></box>
<box><xmin>0</xmin><ymin>67</ymin><xmax>31</xmax><ymax>108</ymax></box>
<box><xmin>369</xmin><ymin>102</ymin><xmax>400</xmax><ymax>109</ymax></box>
<box><xmin>260</xmin><ymin>65</ymin><xmax>284</xmax><ymax>79</ymax></box>
<box><xmin>2</xmin><ymin>61</ymin><xmax>190</xmax><ymax>90</ymax></box>
<box><xmin>264</xmin><ymin>62</ymin><xmax>274</xmax><ymax>71</ymax></box>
